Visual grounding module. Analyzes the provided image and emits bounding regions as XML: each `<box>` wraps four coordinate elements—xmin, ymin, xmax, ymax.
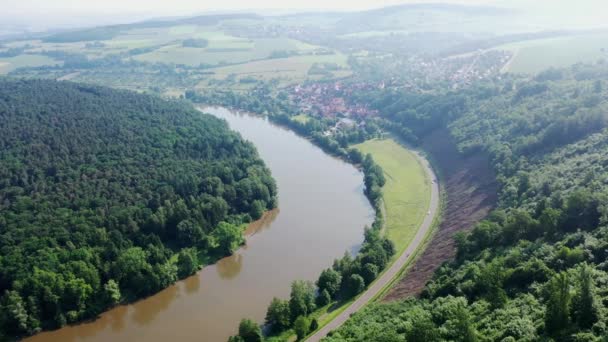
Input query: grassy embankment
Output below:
<box><xmin>355</xmin><ymin>139</ymin><xmax>431</xmax><ymax>254</ymax></box>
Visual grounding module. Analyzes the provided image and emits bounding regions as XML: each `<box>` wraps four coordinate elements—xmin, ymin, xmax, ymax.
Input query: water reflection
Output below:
<box><xmin>245</xmin><ymin>208</ymin><xmax>280</xmax><ymax>236</ymax></box>
<box><xmin>132</xmin><ymin>284</ymin><xmax>179</xmax><ymax>326</ymax></box>
<box><xmin>184</xmin><ymin>273</ymin><xmax>200</xmax><ymax>294</ymax></box>
<box><xmin>216</xmin><ymin>253</ymin><xmax>243</xmax><ymax>280</ymax></box>
<box><xmin>28</xmin><ymin>301</ymin><xmax>130</xmax><ymax>342</ymax></box>
<box><xmin>107</xmin><ymin>306</ymin><xmax>128</xmax><ymax>333</ymax></box>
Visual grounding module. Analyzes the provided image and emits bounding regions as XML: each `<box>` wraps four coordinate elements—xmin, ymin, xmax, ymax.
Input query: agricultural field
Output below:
<box><xmin>338</xmin><ymin>30</ymin><xmax>411</xmax><ymax>39</ymax></box>
<box><xmin>3</xmin><ymin>23</ymin><xmax>337</xmax><ymax>94</ymax></box>
<box><xmin>3</xmin><ymin>38</ymin><xmax>146</xmax><ymax>59</ymax></box>
<box><xmin>498</xmin><ymin>32</ymin><xmax>608</xmax><ymax>74</ymax></box>
<box><xmin>0</xmin><ymin>54</ymin><xmax>61</xmax><ymax>74</ymax></box>
<box><xmin>2</xmin><ymin>21</ymin><xmax>323</xmax><ymax>66</ymax></box>
<box><xmin>134</xmin><ymin>37</ymin><xmax>321</xmax><ymax>67</ymax></box>
<box><xmin>113</xmin><ymin>26</ymin><xmax>248</xmax><ymax>47</ymax></box>
<box><xmin>197</xmin><ymin>53</ymin><xmax>351</xmax><ymax>89</ymax></box>
<box><xmin>354</xmin><ymin>139</ymin><xmax>431</xmax><ymax>253</ymax></box>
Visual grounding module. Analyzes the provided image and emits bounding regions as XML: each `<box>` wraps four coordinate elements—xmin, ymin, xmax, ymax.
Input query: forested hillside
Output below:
<box><xmin>0</xmin><ymin>79</ymin><xmax>276</xmax><ymax>339</ymax></box>
<box><xmin>323</xmin><ymin>64</ymin><xmax>608</xmax><ymax>341</ymax></box>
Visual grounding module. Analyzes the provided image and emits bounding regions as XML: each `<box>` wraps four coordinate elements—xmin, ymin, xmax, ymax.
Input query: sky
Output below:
<box><xmin>0</xmin><ymin>0</ymin><xmax>489</xmax><ymax>31</ymax></box>
<box><xmin>1</xmin><ymin>0</ymin><xmax>606</xmax><ymax>32</ymax></box>
<box><xmin>5</xmin><ymin>0</ymin><xmax>492</xmax><ymax>15</ymax></box>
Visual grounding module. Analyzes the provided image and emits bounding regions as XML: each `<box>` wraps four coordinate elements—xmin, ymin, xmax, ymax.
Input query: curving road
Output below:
<box><xmin>306</xmin><ymin>149</ymin><xmax>440</xmax><ymax>342</ymax></box>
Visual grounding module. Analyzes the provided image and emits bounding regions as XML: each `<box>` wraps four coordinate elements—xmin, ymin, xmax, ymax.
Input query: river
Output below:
<box><xmin>26</xmin><ymin>107</ymin><xmax>374</xmax><ymax>342</ymax></box>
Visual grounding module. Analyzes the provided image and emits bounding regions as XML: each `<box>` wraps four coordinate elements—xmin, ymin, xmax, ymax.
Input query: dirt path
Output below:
<box><xmin>56</xmin><ymin>71</ymin><xmax>81</xmax><ymax>81</ymax></box>
<box><xmin>306</xmin><ymin>149</ymin><xmax>440</xmax><ymax>342</ymax></box>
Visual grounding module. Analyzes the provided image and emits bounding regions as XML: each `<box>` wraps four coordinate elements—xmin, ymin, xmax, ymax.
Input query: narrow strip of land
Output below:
<box><xmin>384</xmin><ymin>129</ymin><xmax>497</xmax><ymax>300</ymax></box>
<box><xmin>306</xmin><ymin>148</ymin><xmax>440</xmax><ymax>342</ymax></box>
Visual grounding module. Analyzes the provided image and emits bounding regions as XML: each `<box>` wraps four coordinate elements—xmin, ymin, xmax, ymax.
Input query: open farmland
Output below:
<box><xmin>0</xmin><ymin>54</ymin><xmax>61</xmax><ymax>74</ymax></box>
<box><xmin>2</xmin><ymin>22</ymin><xmax>322</xmax><ymax>65</ymax></box>
<box><xmin>338</xmin><ymin>30</ymin><xmax>410</xmax><ymax>38</ymax></box>
<box><xmin>197</xmin><ymin>53</ymin><xmax>351</xmax><ymax>89</ymax></box>
<box><xmin>134</xmin><ymin>36</ymin><xmax>321</xmax><ymax>66</ymax></box>
<box><xmin>3</xmin><ymin>39</ymin><xmax>111</xmax><ymax>58</ymax></box>
<box><xmin>4</xmin><ymin>36</ymin><xmax>163</xmax><ymax>59</ymax></box>
<box><xmin>499</xmin><ymin>32</ymin><xmax>608</xmax><ymax>73</ymax></box>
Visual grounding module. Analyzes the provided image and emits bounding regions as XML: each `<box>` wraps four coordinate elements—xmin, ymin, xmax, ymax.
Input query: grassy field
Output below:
<box><xmin>0</xmin><ymin>54</ymin><xmax>61</xmax><ymax>74</ymax></box>
<box><xmin>354</xmin><ymin>139</ymin><xmax>431</xmax><ymax>253</ymax></box>
<box><xmin>291</xmin><ymin>114</ymin><xmax>312</xmax><ymax>124</ymax></box>
<box><xmin>2</xmin><ymin>22</ymin><xmax>328</xmax><ymax>84</ymax></box>
<box><xmin>168</xmin><ymin>25</ymin><xmax>200</xmax><ymax>35</ymax></box>
<box><xmin>338</xmin><ymin>30</ymin><xmax>410</xmax><ymax>39</ymax></box>
<box><xmin>4</xmin><ymin>23</ymin><xmax>321</xmax><ymax>67</ymax></box>
<box><xmin>135</xmin><ymin>37</ymin><xmax>321</xmax><ymax>66</ymax></box>
<box><xmin>197</xmin><ymin>53</ymin><xmax>351</xmax><ymax>88</ymax></box>
<box><xmin>498</xmin><ymin>32</ymin><xmax>608</xmax><ymax>74</ymax></box>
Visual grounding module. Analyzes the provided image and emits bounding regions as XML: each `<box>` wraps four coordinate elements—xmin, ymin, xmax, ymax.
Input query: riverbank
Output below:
<box><xmin>211</xmin><ymin>109</ymin><xmax>438</xmax><ymax>341</ymax></box>
<box><xmin>196</xmin><ymin>105</ymin><xmax>437</xmax><ymax>342</ymax></box>
<box><xmin>305</xmin><ymin>138</ymin><xmax>440</xmax><ymax>341</ymax></box>
<box><xmin>260</xmin><ymin>137</ymin><xmax>437</xmax><ymax>342</ymax></box>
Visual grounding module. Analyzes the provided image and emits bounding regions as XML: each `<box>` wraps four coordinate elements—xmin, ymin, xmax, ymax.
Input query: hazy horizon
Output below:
<box><xmin>1</xmin><ymin>0</ymin><xmax>606</xmax><ymax>34</ymax></box>
<box><xmin>1</xmin><ymin>0</ymin><xmax>489</xmax><ymax>32</ymax></box>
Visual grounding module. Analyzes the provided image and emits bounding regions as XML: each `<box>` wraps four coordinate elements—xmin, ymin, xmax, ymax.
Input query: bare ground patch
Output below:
<box><xmin>383</xmin><ymin>129</ymin><xmax>498</xmax><ymax>301</ymax></box>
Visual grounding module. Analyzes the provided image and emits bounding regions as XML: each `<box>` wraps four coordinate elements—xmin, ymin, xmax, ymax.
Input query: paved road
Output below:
<box><xmin>306</xmin><ymin>150</ymin><xmax>440</xmax><ymax>342</ymax></box>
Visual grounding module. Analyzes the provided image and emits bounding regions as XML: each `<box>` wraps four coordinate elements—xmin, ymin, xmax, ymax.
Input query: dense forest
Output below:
<box><xmin>0</xmin><ymin>79</ymin><xmax>276</xmax><ymax>340</ymax></box>
<box><xmin>322</xmin><ymin>63</ymin><xmax>608</xmax><ymax>341</ymax></box>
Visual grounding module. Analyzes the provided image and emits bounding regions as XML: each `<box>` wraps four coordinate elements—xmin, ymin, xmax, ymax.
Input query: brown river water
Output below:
<box><xmin>26</xmin><ymin>107</ymin><xmax>374</xmax><ymax>342</ymax></box>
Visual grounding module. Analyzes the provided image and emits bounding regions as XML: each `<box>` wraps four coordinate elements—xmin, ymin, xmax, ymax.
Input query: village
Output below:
<box><xmin>289</xmin><ymin>81</ymin><xmax>380</xmax><ymax>118</ymax></box>
<box><xmin>285</xmin><ymin>48</ymin><xmax>510</xmax><ymax>137</ymax></box>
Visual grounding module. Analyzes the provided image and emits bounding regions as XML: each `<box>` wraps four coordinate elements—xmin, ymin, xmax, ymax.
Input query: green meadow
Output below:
<box><xmin>499</xmin><ymin>32</ymin><xmax>608</xmax><ymax>74</ymax></box>
<box><xmin>0</xmin><ymin>54</ymin><xmax>61</xmax><ymax>74</ymax></box>
<box><xmin>354</xmin><ymin>139</ymin><xmax>431</xmax><ymax>253</ymax></box>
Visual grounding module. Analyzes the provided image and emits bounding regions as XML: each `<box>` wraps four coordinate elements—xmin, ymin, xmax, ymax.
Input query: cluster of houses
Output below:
<box><xmin>289</xmin><ymin>81</ymin><xmax>380</xmax><ymax>120</ymax></box>
<box><xmin>364</xmin><ymin>50</ymin><xmax>510</xmax><ymax>92</ymax></box>
<box><xmin>400</xmin><ymin>50</ymin><xmax>512</xmax><ymax>89</ymax></box>
<box><xmin>286</xmin><ymin>81</ymin><xmax>382</xmax><ymax>136</ymax></box>
<box><xmin>281</xmin><ymin>49</ymin><xmax>511</xmax><ymax>137</ymax></box>
<box><xmin>445</xmin><ymin>50</ymin><xmax>513</xmax><ymax>88</ymax></box>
